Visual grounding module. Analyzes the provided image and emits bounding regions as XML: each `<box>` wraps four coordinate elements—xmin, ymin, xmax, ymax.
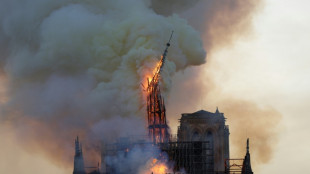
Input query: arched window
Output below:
<box><xmin>192</xmin><ymin>130</ymin><xmax>200</xmax><ymax>141</ymax></box>
<box><xmin>205</xmin><ymin>131</ymin><xmax>214</xmax><ymax>152</ymax></box>
<box><xmin>205</xmin><ymin>131</ymin><xmax>214</xmax><ymax>172</ymax></box>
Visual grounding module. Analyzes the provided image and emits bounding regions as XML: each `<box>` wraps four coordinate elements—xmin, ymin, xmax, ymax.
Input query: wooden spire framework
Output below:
<box><xmin>146</xmin><ymin>32</ymin><xmax>173</xmax><ymax>144</ymax></box>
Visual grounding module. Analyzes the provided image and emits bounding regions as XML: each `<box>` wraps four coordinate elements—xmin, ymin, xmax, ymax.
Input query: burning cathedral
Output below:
<box><xmin>72</xmin><ymin>33</ymin><xmax>253</xmax><ymax>174</ymax></box>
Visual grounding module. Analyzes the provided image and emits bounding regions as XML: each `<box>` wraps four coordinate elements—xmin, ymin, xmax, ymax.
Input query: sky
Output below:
<box><xmin>1</xmin><ymin>0</ymin><xmax>310</xmax><ymax>173</ymax></box>
<box><xmin>203</xmin><ymin>0</ymin><xmax>310</xmax><ymax>173</ymax></box>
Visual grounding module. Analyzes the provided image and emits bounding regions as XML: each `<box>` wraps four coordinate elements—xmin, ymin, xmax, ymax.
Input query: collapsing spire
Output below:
<box><xmin>147</xmin><ymin>31</ymin><xmax>173</xmax><ymax>87</ymax></box>
<box><xmin>159</xmin><ymin>30</ymin><xmax>173</xmax><ymax>74</ymax></box>
<box><xmin>146</xmin><ymin>31</ymin><xmax>173</xmax><ymax>144</ymax></box>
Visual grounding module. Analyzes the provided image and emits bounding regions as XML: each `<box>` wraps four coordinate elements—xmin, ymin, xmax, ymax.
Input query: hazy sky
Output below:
<box><xmin>1</xmin><ymin>0</ymin><xmax>310</xmax><ymax>173</ymax></box>
<box><xmin>205</xmin><ymin>0</ymin><xmax>310</xmax><ymax>173</ymax></box>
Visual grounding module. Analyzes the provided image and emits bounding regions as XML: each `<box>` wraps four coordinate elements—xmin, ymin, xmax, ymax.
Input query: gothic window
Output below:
<box><xmin>192</xmin><ymin>130</ymin><xmax>200</xmax><ymax>141</ymax></box>
<box><xmin>205</xmin><ymin>131</ymin><xmax>214</xmax><ymax>172</ymax></box>
<box><xmin>206</xmin><ymin>131</ymin><xmax>214</xmax><ymax>152</ymax></box>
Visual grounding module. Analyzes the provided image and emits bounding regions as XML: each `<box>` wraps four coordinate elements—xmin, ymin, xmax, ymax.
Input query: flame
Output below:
<box><xmin>140</xmin><ymin>56</ymin><xmax>170</xmax><ymax>173</ymax></box>
<box><xmin>146</xmin><ymin>158</ymin><xmax>169</xmax><ymax>174</ymax></box>
<box><xmin>141</xmin><ymin>58</ymin><xmax>163</xmax><ymax>97</ymax></box>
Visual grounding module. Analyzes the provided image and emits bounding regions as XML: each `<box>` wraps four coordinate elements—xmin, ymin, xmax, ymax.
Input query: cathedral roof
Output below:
<box><xmin>181</xmin><ymin>108</ymin><xmax>225</xmax><ymax>120</ymax></box>
<box><xmin>193</xmin><ymin>110</ymin><xmax>213</xmax><ymax>115</ymax></box>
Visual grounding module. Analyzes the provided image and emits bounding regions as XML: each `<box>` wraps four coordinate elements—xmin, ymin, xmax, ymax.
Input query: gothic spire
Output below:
<box><xmin>215</xmin><ymin>107</ymin><xmax>220</xmax><ymax>114</ymax></box>
<box><xmin>73</xmin><ymin>136</ymin><xmax>86</xmax><ymax>174</ymax></box>
<box><xmin>242</xmin><ymin>138</ymin><xmax>253</xmax><ymax>174</ymax></box>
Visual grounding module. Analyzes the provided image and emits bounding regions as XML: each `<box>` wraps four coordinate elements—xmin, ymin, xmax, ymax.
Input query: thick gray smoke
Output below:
<box><xmin>104</xmin><ymin>145</ymin><xmax>172</xmax><ymax>174</ymax></box>
<box><xmin>0</xmin><ymin>0</ymin><xmax>277</xmax><ymax>172</ymax></box>
<box><xmin>0</xmin><ymin>0</ymin><xmax>205</xmax><ymax>168</ymax></box>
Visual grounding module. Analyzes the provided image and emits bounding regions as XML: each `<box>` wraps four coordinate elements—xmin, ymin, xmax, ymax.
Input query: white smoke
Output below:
<box><xmin>0</xmin><ymin>0</ymin><xmax>206</xmax><ymax>166</ymax></box>
<box><xmin>105</xmin><ymin>145</ymin><xmax>168</xmax><ymax>174</ymax></box>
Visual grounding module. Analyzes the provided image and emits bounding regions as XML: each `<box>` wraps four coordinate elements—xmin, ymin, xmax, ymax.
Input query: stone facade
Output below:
<box><xmin>177</xmin><ymin>108</ymin><xmax>230</xmax><ymax>172</ymax></box>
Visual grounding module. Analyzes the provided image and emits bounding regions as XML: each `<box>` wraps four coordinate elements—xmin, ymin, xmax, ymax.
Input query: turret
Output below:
<box><xmin>242</xmin><ymin>138</ymin><xmax>253</xmax><ymax>174</ymax></box>
<box><xmin>75</xmin><ymin>136</ymin><xmax>80</xmax><ymax>155</ymax></box>
<box><xmin>215</xmin><ymin>107</ymin><xmax>220</xmax><ymax>114</ymax></box>
<box><xmin>73</xmin><ymin>136</ymin><xmax>86</xmax><ymax>174</ymax></box>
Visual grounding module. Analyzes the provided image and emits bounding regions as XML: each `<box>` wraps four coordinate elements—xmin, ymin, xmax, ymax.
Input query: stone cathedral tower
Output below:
<box><xmin>177</xmin><ymin>108</ymin><xmax>230</xmax><ymax>173</ymax></box>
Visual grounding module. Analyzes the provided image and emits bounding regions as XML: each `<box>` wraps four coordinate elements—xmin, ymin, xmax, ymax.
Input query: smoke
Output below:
<box><xmin>164</xmin><ymin>0</ymin><xmax>282</xmax><ymax>169</ymax></box>
<box><xmin>105</xmin><ymin>146</ymin><xmax>157</xmax><ymax>174</ymax></box>
<box><xmin>151</xmin><ymin>0</ymin><xmax>201</xmax><ymax>15</ymax></box>
<box><xmin>104</xmin><ymin>145</ymin><xmax>171</xmax><ymax>174</ymax></box>
<box><xmin>218</xmin><ymin>99</ymin><xmax>282</xmax><ymax>164</ymax></box>
<box><xmin>0</xmin><ymin>0</ymin><xmax>281</xmax><ymax>172</ymax></box>
<box><xmin>150</xmin><ymin>0</ymin><xmax>263</xmax><ymax>51</ymax></box>
<box><xmin>0</xmin><ymin>0</ymin><xmax>205</xmax><ymax>168</ymax></box>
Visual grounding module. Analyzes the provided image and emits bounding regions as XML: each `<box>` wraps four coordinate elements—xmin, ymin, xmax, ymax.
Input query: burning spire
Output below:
<box><xmin>146</xmin><ymin>31</ymin><xmax>173</xmax><ymax>144</ymax></box>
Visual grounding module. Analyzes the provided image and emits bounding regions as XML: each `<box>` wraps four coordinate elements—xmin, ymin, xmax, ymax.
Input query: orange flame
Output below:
<box><xmin>141</xmin><ymin>59</ymin><xmax>163</xmax><ymax>98</ymax></box>
<box><xmin>145</xmin><ymin>158</ymin><xmax>169</xmax><ymax>174</ymax></box>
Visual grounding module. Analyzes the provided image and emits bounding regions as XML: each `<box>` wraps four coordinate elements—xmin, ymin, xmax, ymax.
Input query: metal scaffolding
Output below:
<box><xmin>224</xmin><ymin>159</ymin><xmax>243</xmax><ymax>174</ymax></box>
<box><xmin>160</xmin><ymin>141</ymin><xmax>214</xmax><ymax>174</ymax></box>
<box><xmin>103</xmin><ymin>136</ymin><xmax>153</xmax><ymax>174</ymax></box>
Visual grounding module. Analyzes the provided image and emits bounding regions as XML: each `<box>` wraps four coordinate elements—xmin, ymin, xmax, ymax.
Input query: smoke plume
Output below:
<box><xmin>177</xmin><ymin>0</ymin><xmax>264</xmax><ymax>51</ymax></box>
<box><xmin>0</xmin><ymin>0</ymin><xmax>206</xmax><ymax>168</ymax></box>
<box><xmin>218</xmin><ymin>99</ymin><xmax>282</xmax><ymax>164</ymax></box>
<box><xmin>165</xmin><ymin>0</ymin><xmax>282</xmax><ymax>169</ymax></box>
<box><xmin>0</xmin><ymin>0</ymin><xmax>281</xmax><ymax>172</ymax></box>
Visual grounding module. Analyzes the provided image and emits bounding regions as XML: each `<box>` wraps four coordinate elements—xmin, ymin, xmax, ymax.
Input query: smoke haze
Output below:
<box><xmin>165</xmin><ymin>0</ymin><xmax>282</xmax><ymax>168</ymax></box>
<box><xmin>0</xmin><ymin>0</ymin><xmax>205</xmax><ymax>168</ymax></box>
<box><xmin>0</xmin><ymin>0</ymin><xmax>281</xmax><ymax>172</ymax></box>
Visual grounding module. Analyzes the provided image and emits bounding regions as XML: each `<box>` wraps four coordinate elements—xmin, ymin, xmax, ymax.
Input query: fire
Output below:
<box><xmin>145</xmin><ymin>158</ymin><xmax>169</xmax><ymax>174</ymax></box>
<box><xmin>141</xmin><ymin>58</ymin><xmax>163</xmax><ymax>97</ymax></box>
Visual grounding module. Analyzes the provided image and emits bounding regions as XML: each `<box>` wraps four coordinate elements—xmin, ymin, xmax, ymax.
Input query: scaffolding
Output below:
<box><xmin>102</xmin><ymin>138</ymin><xmax>216</xmax><ymax>174</ymax></box>
<box><xmin>103</xmin><ymin>136</ymin><xmax>153</xmax><ymax>174</ymax></box>
<box><xmin>224</xmin><ymin>159</ymin><xmax>243</xmax><ymax>174</ymax></box>
<box><xmin>160</xmin><ymin>141</ymin><xmax>214</xmax><ymax>174</ymax></box>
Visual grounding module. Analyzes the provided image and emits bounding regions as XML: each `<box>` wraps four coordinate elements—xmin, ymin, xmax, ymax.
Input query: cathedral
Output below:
<box><xmin>73</xmin><ymin>108</ymin><xmax>253</xmax><ymax>174</ymax></box>
<box><xmin>73</xmin><ymin>34</ymin><xmax>253</xmax><ymax>174</ymax></box>
<box><xmin>176</xmin><ymin>109</ymin><xmax>230</xmax><ymax>172</ymax></box>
